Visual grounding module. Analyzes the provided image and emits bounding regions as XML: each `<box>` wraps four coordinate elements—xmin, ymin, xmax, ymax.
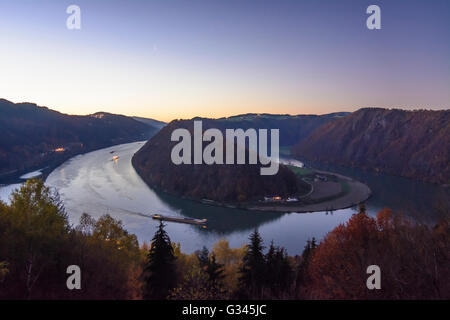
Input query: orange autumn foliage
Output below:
<box><xmin>305</xmin><ymin>209</ymin><xmax>449</xmax><ymax>299</ymax></box>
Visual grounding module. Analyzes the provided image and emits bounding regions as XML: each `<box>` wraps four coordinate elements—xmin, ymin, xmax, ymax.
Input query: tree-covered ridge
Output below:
<box><xmin>208</xmin><ymin>111</ymin><xmax>349</xmax><ymax>147</ymax></box>
<box><xmin>292</xmin><ymin>108</ymin><xmax>450</xmax><ymax>184</ymax></box>
<box><xmin>132</xmin><ymin>119</ymin><xmax>307</xmax><ymax>203</ymax></box>
<box><xmin>0</xmin><ymin>99</ymin><xmax>161</xmax><ymax>180</ymax></box>
<box><xmin>0</xmin><ymin>179</ymin><xmax>448</xmax><ymax>299</ymax></box>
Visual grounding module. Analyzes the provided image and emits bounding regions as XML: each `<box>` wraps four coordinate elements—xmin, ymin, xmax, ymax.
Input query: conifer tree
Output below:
<box><xmin>266</xmin><ymin>241</ymin><xmax>293</xmax><ymax>298</ymax></box>
<box><xmin>238</xmin><ymin>229</ymin><xmax>266</xmax><ymax>298</ymax></box>
<box><xmin>143</xmin><ymin>222</ymin><xmax>176</xmax><ymax>299</ymax></box>
<box><xmin>276</xmin><ymin>247</ymin><xmax>293</xmax><ymax>296</ymax></box>
<box><xmin>296</xmin><ymin>237</ymin><xmax>317</xmax><ymax>295</ymax></box>
<box><xmin>205</xmin><ymin>253</ymin><xmax>225</xmax><ymax>295</ymax></box>
<box><xmin>265</xmin><ymin>241</ymin><xmax>277</xmax><ymax>291</ymax></box>
<box><xmin>359</xmin><ymin>202</ymin><xmax>367</xmax><ymax>214</ymax></box>
<box><xmin>197</xmin><ymin>246</ymin><xmax>210</xmax><ymax>268</ymax></box>
<box><xmin>311</xmin><ymin>237</ymin><xmax>317</xmax><ymax>249</ymax></box>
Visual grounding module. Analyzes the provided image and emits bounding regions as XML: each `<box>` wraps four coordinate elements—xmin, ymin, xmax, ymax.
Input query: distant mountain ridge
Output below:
<box><xmin>133</xmin><ymin>116</ymin><xmax>167</xmax><ymax>129</ymax></box>
<box><xmin>0</xmin><ymin>99</ymin><xmax>163</xmax><ymax>180</ymax></box>
<box><xmin>196</xmin><ymin>111</ymin><xmax>350</xmax><ymax>147</ymax></box>
<box><xmin>292</xmin><ymin>108</ymin><xmax>450</xmax><ymax>184</ymax></box>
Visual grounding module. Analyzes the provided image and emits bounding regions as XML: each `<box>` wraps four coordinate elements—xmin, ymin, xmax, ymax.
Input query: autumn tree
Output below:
<box><xmin>0</xmin><ymin>180</ymin><xmax>143</xmax><ymax>299</ymax></box>
<box><xmin>211</xmin><ymin>239</ymin><xmax>246</xmax><ymax>294</ymax></box>
<box><xmin>306</xmin><ymin>210</ymin><xmax>450</xmax><ymax>299</ymax></box>
<box><xmin>169</xmin><ymin>256</ymin><xmax>210</xmax><ymax>300</ymax></box>
<box><xmin>194</xmin><ymin>246</ymin><xmax>226</xmax><ymax>295</ymax></box>
<box><xmin>170</xmin><ymin>244</ymin><xmax>227</xmax><ymax>300</ymax></box>
<box><xmin>69</xmin><ymin>213</ymin><xmax>142</xmax><ymax>299</ymax></box>
<box><xmin>205</xmin><ymin>253</ymin><xmax>225</xmax><ymax>296</ymax></box>
<box><xmin>0</xmin><ymin>179</ymin><xmax>69</xmax><ymax>298</ymax></box>
<box><xmin>0</xmin><ymin>262</ymin><xmax>8</xmax><ymax>283</ymax></box>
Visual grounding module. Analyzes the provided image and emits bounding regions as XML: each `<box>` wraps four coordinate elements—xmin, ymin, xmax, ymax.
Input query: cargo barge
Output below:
<box><xmin>152</xmin><ymin>214</ymin><xmax>207</xmax><ymax>226</ymax></box>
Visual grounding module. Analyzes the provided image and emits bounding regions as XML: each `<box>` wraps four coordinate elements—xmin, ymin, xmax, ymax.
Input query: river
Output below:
<box><xmin>3</xmin><ymin>141</ymin><xmax>447</xmax><ymax>254</ymax></box>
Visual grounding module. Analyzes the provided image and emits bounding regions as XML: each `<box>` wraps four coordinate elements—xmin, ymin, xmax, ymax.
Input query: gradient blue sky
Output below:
<box><xmin>0</xmin><ymin>0</ymin><xmax>449</xmax><ymax>121</ymax></box>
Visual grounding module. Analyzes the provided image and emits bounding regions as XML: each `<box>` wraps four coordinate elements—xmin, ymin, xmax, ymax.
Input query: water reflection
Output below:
<box><xmin>153</xmin><ymin>190</ymin><xmax>285</xmax><ymax>234</ymax></box>
<box><xmin>299</xmin><ymin>160</ymin><xmax>450</xmax><ymax>223</ymax></box>
<box><xmin>45</xmin><ymin>141</ymin><xmax>448</xmax><ymax>253</ymax></box>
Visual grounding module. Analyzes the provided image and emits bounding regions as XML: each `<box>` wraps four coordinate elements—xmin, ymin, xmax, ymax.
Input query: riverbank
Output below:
<box><xmin>137</xmin><ymin>164</ymin><xmax>371</xmax><ymax>214</ymax></box>
<box><xmin>0</xmin><ymin>150</ymin><xmax>87</xmax><ymax>185</ymax></box>
<box><xmin>245</xmin><ymin>169</ymin><xmax>371</xmax><ymax>212</ymax></box>
<box><xmin>0</xmin><ymin>137</ymin><xmax>154</xmax><ymax>185</ymax></box>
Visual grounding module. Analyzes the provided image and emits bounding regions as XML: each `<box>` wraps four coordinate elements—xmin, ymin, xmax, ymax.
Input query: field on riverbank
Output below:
<box><xmin>245</xmin><ymin>167</ymin><xmax>371</xmax><ymax>213</ymax></box>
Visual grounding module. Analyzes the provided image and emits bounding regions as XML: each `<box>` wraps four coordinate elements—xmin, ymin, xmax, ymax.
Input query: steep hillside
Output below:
<box><xmin>292</xmin><ymin>108</ymin><xmax>450</xmax><ymax>184</ymax></box>
<box><xmin>132</xmin><ymin>119</ymin><xmax>306</xmax><ymax>203</ymax></box>
<box><xmin>0</xmin><ymin>99</ymin><xmax>161</xmax><ymax>179</ymax></box>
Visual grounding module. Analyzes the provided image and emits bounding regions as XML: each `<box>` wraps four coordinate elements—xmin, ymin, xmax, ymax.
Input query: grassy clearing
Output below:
<box><xmin>287</xmin><ymin>165</ymin><xmax>314</xmax><ymax>177</ymax></box>
<box><xmin>279</xmin><ymin>146</ymin><xmax>292</xmax><ymax>156</ymax></box>
<box><xmin>339</xmin><ymin>180</ymin><xmax>350</xmax><ymax>195</ymax></box>
<box><xmin>287</xmin><ymin>166</ymin><xmax>352</xmax><ymax>204</ymax></box>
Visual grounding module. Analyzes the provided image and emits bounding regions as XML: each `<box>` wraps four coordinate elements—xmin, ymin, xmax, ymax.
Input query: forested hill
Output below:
<box><xmin>131</xmin><ymin>112</ymin><xmax>349</xmax><ymax>202</ymax></box>
<box><xmin>0</xmin><ymin>99</ymin><xmax>162</xmax><ymax>179</ymax></box>
<box><xmin>132</xmin><ymin>119</ymin><xmax>305</xmax><ymax>203</ymax></box>
<box><xmin>292</xmin><ymin>108</ymin><xmax>450</xmax><ymax>185</ymax></box>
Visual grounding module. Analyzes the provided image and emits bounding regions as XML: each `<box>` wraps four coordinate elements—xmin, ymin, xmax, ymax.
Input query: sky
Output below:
<box><xmin>0</xmin><ymin>0</ymin><xmax>449</xmax><ymax>122</ymax></box>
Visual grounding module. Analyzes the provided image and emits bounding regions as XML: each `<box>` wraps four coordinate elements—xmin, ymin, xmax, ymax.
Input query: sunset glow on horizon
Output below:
<box><xmin>1</xmin><ymin>0</ymin><xmax>449</xmax><ymax>122</ymax></box>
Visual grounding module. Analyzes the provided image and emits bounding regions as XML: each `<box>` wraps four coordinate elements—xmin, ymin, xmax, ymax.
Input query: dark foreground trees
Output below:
<box><xmin>0</xmin><ymin>180</ymin><xmax>69</xmax><ymax>298</ymax></box>
<box><xmin>238</xmin><ymin>230</ymin><xmax>295</xmax><ymax>299</ymax></box>
<box><xmin>1</xmin><ymin>181</ymin><xmax>448</xmax><ymax>299</ymax></box>
<box><xmin>0</xmin><ymin>179</ymin><xmax>142</xmax><ymax>299</ymax></box>
<box><xmin>236</xmin><ymin>211</ymin><xmax>450</xmax><ymax>300</ymax></box>
<box><xmin>304</xmin><ymin>210</ymin><xmax>450</xmax><ymax>299</ymax></box>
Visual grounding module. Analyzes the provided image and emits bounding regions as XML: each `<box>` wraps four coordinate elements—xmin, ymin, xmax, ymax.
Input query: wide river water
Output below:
<box><xmin>18</xmin><ymin>141</ymin><xmax>445</xmax><ymax>254</ymax></box>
